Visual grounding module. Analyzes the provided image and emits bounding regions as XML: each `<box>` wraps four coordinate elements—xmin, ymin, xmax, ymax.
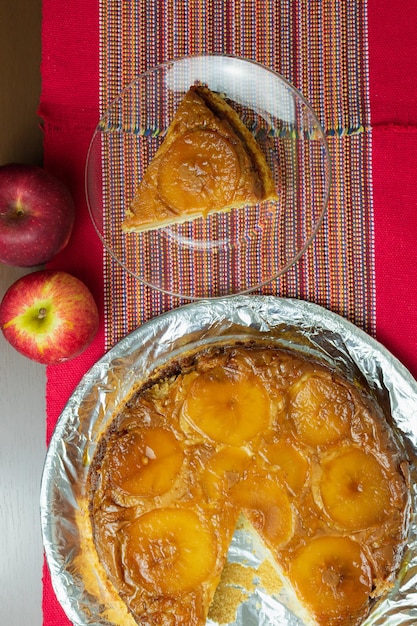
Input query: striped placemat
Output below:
<box><xmin>99</xmin><ymin>0</ymin><xmax>374</xmax><ymax>348</ymax></box>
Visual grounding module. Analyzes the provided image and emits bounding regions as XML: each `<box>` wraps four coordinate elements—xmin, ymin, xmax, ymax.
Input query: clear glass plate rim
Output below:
<box><xmin>85</xmin><ymin>54</ymin><xmax>332</xmax><ymax>299</ymax></box>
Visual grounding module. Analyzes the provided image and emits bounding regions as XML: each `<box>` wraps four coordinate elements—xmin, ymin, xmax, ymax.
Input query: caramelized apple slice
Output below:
<box><xmin>121</xmin><ymin>508</ymin><xmax>217</xmax><ymax>595</ymax></box>
<box><xmin>259</xmin><ymin>439</ymin><xmax>309</xmax><ymax>495</ymax></box>
<box><xmin>319</xmin><ymin>447</ymin><xmax>392</xmax><ymax>531</ymax></box>
<box><xmin>182</xmin><ymin>367</ymin><xmax>271</xmax><ymax>446</ymax></box>
<box><xmin>158</xmin><ymin>130</ymin><xmax>240</xmax><ymax>213</ymax></box>
<box><xmin>201</xmin><ymin>446</ymin><xmax>253</xmax><ymax>501</ymax></box>
<box><xmin>107</xmin><ymin>427</ymin><xmax>184</xmax><ymax>497</ymax></box>
<box><xmin>289</xmin><ymin>536</ymin><xmax>372</xmax><ymax>625</ymax></box>
<box><xmin>231</xmin><ymin>475</ymin><xmax>293</xmax><ymax>547</ymax></box>
<box><xmin>288</xmin><ymin>372</ymin><xmax>353</xmax><ymax>447</ymax></box>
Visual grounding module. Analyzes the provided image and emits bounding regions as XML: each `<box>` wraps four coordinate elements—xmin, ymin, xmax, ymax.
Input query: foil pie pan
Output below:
<box><xmin>40</xmin><ymin>296</ymin><xmax>417</xmax><ymax>625</ymax></box>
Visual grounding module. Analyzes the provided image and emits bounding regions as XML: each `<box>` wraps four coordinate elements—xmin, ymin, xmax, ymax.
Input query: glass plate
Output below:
<box><xmin>86</xmin><ymin>55</ymin><xmax>331</xmax><ymax>299</ymax></box>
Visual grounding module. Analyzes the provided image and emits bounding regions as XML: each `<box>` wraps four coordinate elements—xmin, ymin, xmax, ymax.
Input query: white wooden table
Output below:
<box><xmin>0</xmin><ymin>266</ymin><xmax>45</xmax><ymax>626</ymax></box>
<box><xmin>1</xmin><ymin>2</ymin><xmax>45</xmax><ymax>624</ymax></box>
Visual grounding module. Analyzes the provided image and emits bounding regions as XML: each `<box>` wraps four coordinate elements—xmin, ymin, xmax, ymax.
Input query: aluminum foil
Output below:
<box><xmin>40</xmin><ymin>295</ymin><xmax>417</xmax><ymax>626</ymax></box>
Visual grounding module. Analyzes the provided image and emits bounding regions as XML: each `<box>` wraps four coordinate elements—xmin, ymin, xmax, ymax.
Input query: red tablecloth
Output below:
<box><xmin>40</xmin><ymin>0</ymin><xmax>417</xmax><ymax>623</ymax></box>
<box><xmin>368</xmin><ymin>2</ymin><xmax>417</xmax><ymax>373</ymax></box>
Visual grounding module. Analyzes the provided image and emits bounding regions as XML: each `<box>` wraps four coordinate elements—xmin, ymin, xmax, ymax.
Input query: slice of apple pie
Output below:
<box><xmin>122</xmin><ymin>86</ymin><xmax>278</xmax><ymax>232</ymax></box>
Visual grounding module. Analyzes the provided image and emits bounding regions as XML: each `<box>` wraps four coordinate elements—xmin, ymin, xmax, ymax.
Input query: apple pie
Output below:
<box><xmin>122</xmin><ymin>86</ymin><xmax>278</xmax><ymax>232</ymax></box>
<box><xmin>88</xmin><ymin>344</ymin><xmax>409</xmax><ymax>626</ymax></box>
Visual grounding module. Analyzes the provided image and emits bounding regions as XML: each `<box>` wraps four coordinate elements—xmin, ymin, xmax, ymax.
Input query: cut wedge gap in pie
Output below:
<box><xmin>86</xmin><ymin>344</ymin><xmax>410</xmax><ymax>626</ymax></box>
<box><xmin>122</xmin><ymin>85</ymin><xmax>279</xmax><ymax>233</ymax></box>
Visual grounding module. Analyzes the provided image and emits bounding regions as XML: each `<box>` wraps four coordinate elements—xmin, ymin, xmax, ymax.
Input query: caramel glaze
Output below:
<box><xmin>88</xmin><ymin>344</ymin><xmax>409</xmax><ymax>626</ymax></box>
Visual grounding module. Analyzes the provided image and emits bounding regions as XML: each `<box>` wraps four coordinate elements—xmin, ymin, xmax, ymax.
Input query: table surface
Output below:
<box><xmin>0</xmin><ymin>2</ymin><xmax>45</xmax><ymax>625</ymax></box>
<box><xmin>1</xmin><ymin>4</ymin><xmax>416</xmax><ymax>626</ymax></box>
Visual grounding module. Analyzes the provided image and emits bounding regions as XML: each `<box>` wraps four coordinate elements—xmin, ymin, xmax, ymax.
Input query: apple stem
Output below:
<box><xmin>38</xmin><ymin>308</ymin><xmax>47</xmax><ymax>320</ymax></box>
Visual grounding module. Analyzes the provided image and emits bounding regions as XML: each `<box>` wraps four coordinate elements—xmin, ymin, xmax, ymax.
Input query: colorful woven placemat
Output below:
<box><xmin>40</xmin><ymin>0</ymin><xmax>417</xmax><ymax>624</ymax></box>
<box><xmin>101</xmin><ymin>0</ymin><xmax>375</xmax><ymax>348</ymax></box>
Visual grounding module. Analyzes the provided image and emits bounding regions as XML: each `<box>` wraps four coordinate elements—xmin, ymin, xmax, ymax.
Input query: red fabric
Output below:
<box><xmin>40</xmin><ymin>1</ymin><xmax>102</xmax><ymax>624</ymax></box>
<box><xmin>40</xmin><ymin>1</ymin><xmax>417</xmax><ymax>624</ymax></box>
<box><xmin>40</xmin><ymin>0</ymin><xmax>104</xmax><ymax>441</ymax></box>
<box><xmin>368</xmin><ymin>1</ymin><xmax>417</xmax><ymax>127</ymax></box>
<box><xmin>368</xmin><ymin>0</ymin><xmax>417</xmax><ymax>377</ymax></box>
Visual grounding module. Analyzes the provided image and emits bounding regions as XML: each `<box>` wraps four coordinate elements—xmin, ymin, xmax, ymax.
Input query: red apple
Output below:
<box><xmin>0</xmin><ymin>270</ymin><xmax>99</xmax><ymax>364</ymax></box>
<box><xmin>0</xmin><ymin>163</ymin><xmax>75</xmax><ymax>267</ymax></box>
